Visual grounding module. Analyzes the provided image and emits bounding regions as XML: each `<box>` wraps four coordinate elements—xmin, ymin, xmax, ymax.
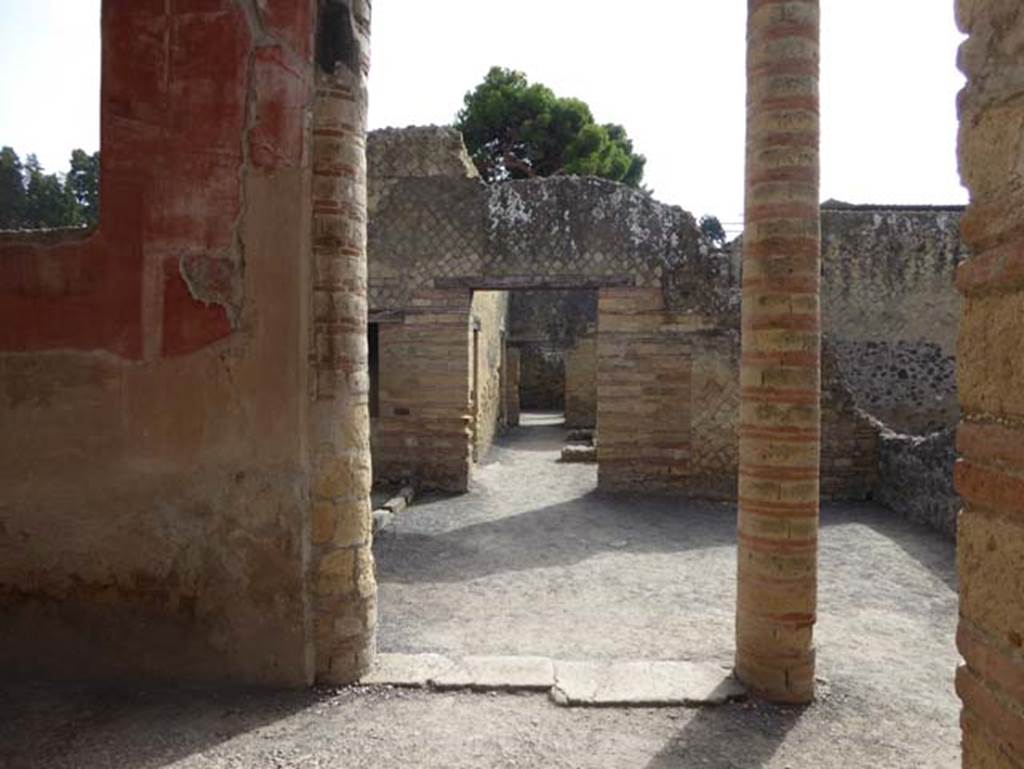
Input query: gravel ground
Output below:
<box><xmin>0</xmin><ymin>413</ymin><xmax>961</xmax><ymax>768</ymax></box>
<box><xmin>0</xmin><ymin>681</ymin><xmax>958</xmax><ymax>769</ymax></box>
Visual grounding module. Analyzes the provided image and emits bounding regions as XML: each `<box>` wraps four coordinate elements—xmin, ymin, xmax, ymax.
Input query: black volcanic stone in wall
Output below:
<box><xmin>877</xmin><ymin>428</ymin><xmax>961</xmax><ymax>539</ymax></box>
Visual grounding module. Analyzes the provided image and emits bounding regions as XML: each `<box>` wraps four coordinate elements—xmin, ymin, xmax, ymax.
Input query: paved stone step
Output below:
<box><xmin>359</xmin><ymin>653</ymin><xmax>746</xmax><ymax>708</ymax></box>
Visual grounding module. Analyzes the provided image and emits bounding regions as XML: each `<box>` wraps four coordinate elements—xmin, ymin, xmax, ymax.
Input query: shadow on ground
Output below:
<box><xmin>645</xmin><ymin>702</ymin><xmax>805</xmax><ymax>769</ymax></box>
<box><xmin>378</xmin><ymin>490</ymin><xmax>737</xmax><ymax>584</ymax></box>
<box><xmin>378</xmin><ymin>494</ymin><xmax>955</xmax><ymax>591</ymax></box>
<box><xmin>0</xmin><ymin>682</ymin><xmax>318</xmax><ymax>769</ymax></box>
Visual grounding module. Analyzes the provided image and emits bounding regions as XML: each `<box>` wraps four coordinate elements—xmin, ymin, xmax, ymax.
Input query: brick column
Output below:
<box><xmin>954</xmin><ymin>3</ymin><xmax>1024</xmax><ymax>766</ymax></box>
<box><xmin>736</xmin><ymin>0</ymin><xmax>821</xmax><ymax>704</ymax></box>
<box><xmin>309</xmin><ymin>0</ymin><xmax>376</xmax><ymax>684</ymax></box>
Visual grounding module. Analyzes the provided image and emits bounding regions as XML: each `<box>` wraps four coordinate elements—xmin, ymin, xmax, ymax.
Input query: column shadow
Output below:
<box><xmin>644</xmin><ymin>701</ymin><xmax>806</xmax><ymax>769</ymax></box>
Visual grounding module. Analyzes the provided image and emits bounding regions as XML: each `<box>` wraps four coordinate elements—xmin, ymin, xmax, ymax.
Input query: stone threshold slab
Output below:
<box><xmin>552</xmin><ymin>660</ymin><xmax>746</xmax><ymax>707</ymax></box>
<box><xmin>359</xmin><ymin>653</ymin><xmax>747</xmax><ymax>707</ymax></box>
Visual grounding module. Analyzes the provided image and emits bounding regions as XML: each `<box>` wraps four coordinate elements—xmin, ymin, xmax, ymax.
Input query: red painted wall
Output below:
<box><xmin>0</xmin><ymin>0</ymin><xmax>313</xmax><ymax>360</ymax></box>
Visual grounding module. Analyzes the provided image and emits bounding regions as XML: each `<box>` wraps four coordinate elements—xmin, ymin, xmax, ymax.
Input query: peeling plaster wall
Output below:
<box><xmin>0</xmin><ymin>0</ymin><xmax>319</xmax><ymax>685</ymax></box>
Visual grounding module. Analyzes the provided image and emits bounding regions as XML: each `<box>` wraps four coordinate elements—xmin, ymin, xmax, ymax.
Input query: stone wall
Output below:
<box><xmin>366</xmin><ymin>126</ymin><xmax>732</xmax><ymax>493</ymax></box>
<box><xmin>471</xmin><ymin>291</ymin><xmax>509</xmax><ymax>460</ymax></box>
<box><xmin>820</xmin><ymin>203</ymin><xmax>966</xmax><ymax>435</ymax></box>
<box><xmin>509</xmin><ymin>290</ymin><xmax>597</xmax><ymax>410</ymax></box>
<box><xmin>0</xmin><ymin>0</ymin><xmax>327</xmax><ymax>685</ymax></box>
<box><xmin>366</xmin><ymin>126</ymin><xmax>879</xmax><ymax>499</ymax></box>
<box><xmin>820</xmin><ymin>342</ymin><xmax>881</xmax><ymax>501</ymax></box>
<box><xmin>876</xmin><ymin>428</ymin><xmax>960</xmax><ymax>539</ymax></box>
<box><xmin>954</xmin><ymin>3</ymin><xmax>1024</xmax><ymax>764</ymax></box>
<box><xmin>565</xmin><ymin>334</ymin><xmax>597</xmax><ymax>429</ymax></box>
<box><xmin>728</xmin><ymin>203</ymin><xmax>964</xmax><ymax>534</ymax></box>
<box><xmin>730</xmin><ymin>204</ymin><xmax>966</xmax><ymax>436</ymax></box>
<box><xmin>517</xmin><ymin>345</ymin><xmax>565</xmax><ymax>410</ymax></box>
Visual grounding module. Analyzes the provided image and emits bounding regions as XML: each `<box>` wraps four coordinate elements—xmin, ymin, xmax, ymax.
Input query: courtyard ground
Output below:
<box><xmin>0</xmin><ymin>413</ymin><xmax>960</xmax><ymax>768</ymax></box>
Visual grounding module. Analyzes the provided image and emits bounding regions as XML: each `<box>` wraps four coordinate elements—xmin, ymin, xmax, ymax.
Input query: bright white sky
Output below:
<box><xmin>0</xmin><ymin>1</ymin><xmax>967</xmax><ymax>235</ymax></box>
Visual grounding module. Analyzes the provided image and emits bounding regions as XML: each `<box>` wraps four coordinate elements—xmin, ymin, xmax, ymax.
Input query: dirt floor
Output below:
<box><xmin>0</xmin><ymin>413</ymin><xmax>961</xmax><ymax>768</ymax></box>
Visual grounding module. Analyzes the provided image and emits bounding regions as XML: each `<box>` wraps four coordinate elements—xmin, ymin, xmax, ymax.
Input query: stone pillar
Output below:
<box><xmin>736</xmin><ymin>0</ymin><xmax>821</xmax><ymax>704</ymax></box>
<box><xmin>954</xmin><ymin>3</ymin><xmax>1024</xmax><ymax>766</ymax></box>
<box><xmin>309</xmin><ymin>0</ymin><xmax>376</xmax><ymax>684</ymax></box>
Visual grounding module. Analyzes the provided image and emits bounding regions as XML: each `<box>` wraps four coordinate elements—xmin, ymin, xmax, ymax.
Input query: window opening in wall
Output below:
<box><xmin>368</xmin><ymin>322</ymin><xmax>380</xmax><ymax>419</ymax></box>
<box><xmin>0</xmin><ymin>1</ymin><xmax>101</xmax><ymax>231</ymax></box>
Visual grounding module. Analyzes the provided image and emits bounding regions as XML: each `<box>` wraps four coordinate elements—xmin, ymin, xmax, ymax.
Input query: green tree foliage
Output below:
<box><xmin>67</xmin><ymin>149</ymin><xmax>100</xmax><ymax>227</ymax></box>
<box><xmin>699</xmin><ymin>214</ymin><xmax>727</xmax><ymax>247</ymax></box>
<box><xmin>23</xmin><ymin>154</ymin><xmax>80</xmax><ymax>228</ymax></box>
<box><xmin>0</xmin><ymin>148</ymin><xmax>100</xmax><ymax>230</ymax></box>
<box><xmin>0</xmin><ymin>147</ymin><xmax>26</xmax><ymax>229</ymax></box>
<box><xmin>456</xmin><ymin>67</ymin><xmax>646</xmax><ymax>188</ymax></box>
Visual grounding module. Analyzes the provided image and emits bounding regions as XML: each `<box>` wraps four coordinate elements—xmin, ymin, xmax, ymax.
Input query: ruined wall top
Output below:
<box><xmin>368</xmin><ymin>126</ymin><xmax>479</xmax><ymax>180</ymax></box>
<box><xmin>367</xmin><ymin>126</ymin><xmax>734</xmax><ymax>320</ymax></box>
<box><xmin>820</xmin><ymin>203</ymin><xmax>966</xmax><ymax>434</ymax></box>
<box><xmin>819</xmin><ymin>203</ymin><xmax>966</xmax><ymax>355</ymax></box>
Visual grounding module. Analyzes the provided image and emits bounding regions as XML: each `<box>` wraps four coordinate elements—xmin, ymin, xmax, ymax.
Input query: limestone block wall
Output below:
<box><xmin>565</xmin><ymin>334</ymin><xmax>597</xmax><ymax>429</ymax></box>
<box><xmin>471</xmin><ymin>290</ymin><xmax>509</xmax><ymax>460</ymax></box>
<box><xmin>954</xmin><ymin>3</ymin><xmax>1024</xmax><ymax>765</ymax></box>
<box><xmin>0</xmin><ymin>0</ymin><xmax>323</xmax><ymax>685</ymax></box>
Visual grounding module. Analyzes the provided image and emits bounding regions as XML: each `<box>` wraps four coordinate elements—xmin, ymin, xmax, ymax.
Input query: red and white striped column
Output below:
<box><xmin>736</xmin><ymin>0</ymin><xmax>821</xmax><ymax>704</ymax></box>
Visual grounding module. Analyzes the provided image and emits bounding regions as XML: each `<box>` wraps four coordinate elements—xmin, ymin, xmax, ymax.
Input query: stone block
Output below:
<box><xmin>959</xmin><ymin>292</ymin><xmax>1024</xmax><ymax>418</ymax></box>
<box><xmin>316</xmin><ymin>549</ymin><xmax>355</xmax><ymax>597</ymax></box>
<box><xmin>551</xmin><ymin>660</ymin><xmax>746</xmax><ymax>707</ymax></box>
<box><xmin>433</xmin><ymin>656</ymin><xmax>555</xmax><ymax>692</ymax></box>
<box><xmin>371</xmin><ymin>509</ymin><xmax>393</xmax><ymax>533</ymax></box>
<box><xmin>359</xmin><ymin>653</ymin><xmax>455</xmax><ymax>688</ymax></box>
<box><xmin>958</xmin><ymin>509</ymin><xmax>1024</xmax><ymax>652</ymax></box>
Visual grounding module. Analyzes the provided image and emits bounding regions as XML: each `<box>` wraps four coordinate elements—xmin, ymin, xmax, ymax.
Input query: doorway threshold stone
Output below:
<box><xmin>360</xmin><ymin>654</ymin><xmax>746</xmax><ymax>707</ymax></box>
<box><xmin>551</xmin><ymin>660</ymin><xmax>746</xmax><ymax>707</ymax></box>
